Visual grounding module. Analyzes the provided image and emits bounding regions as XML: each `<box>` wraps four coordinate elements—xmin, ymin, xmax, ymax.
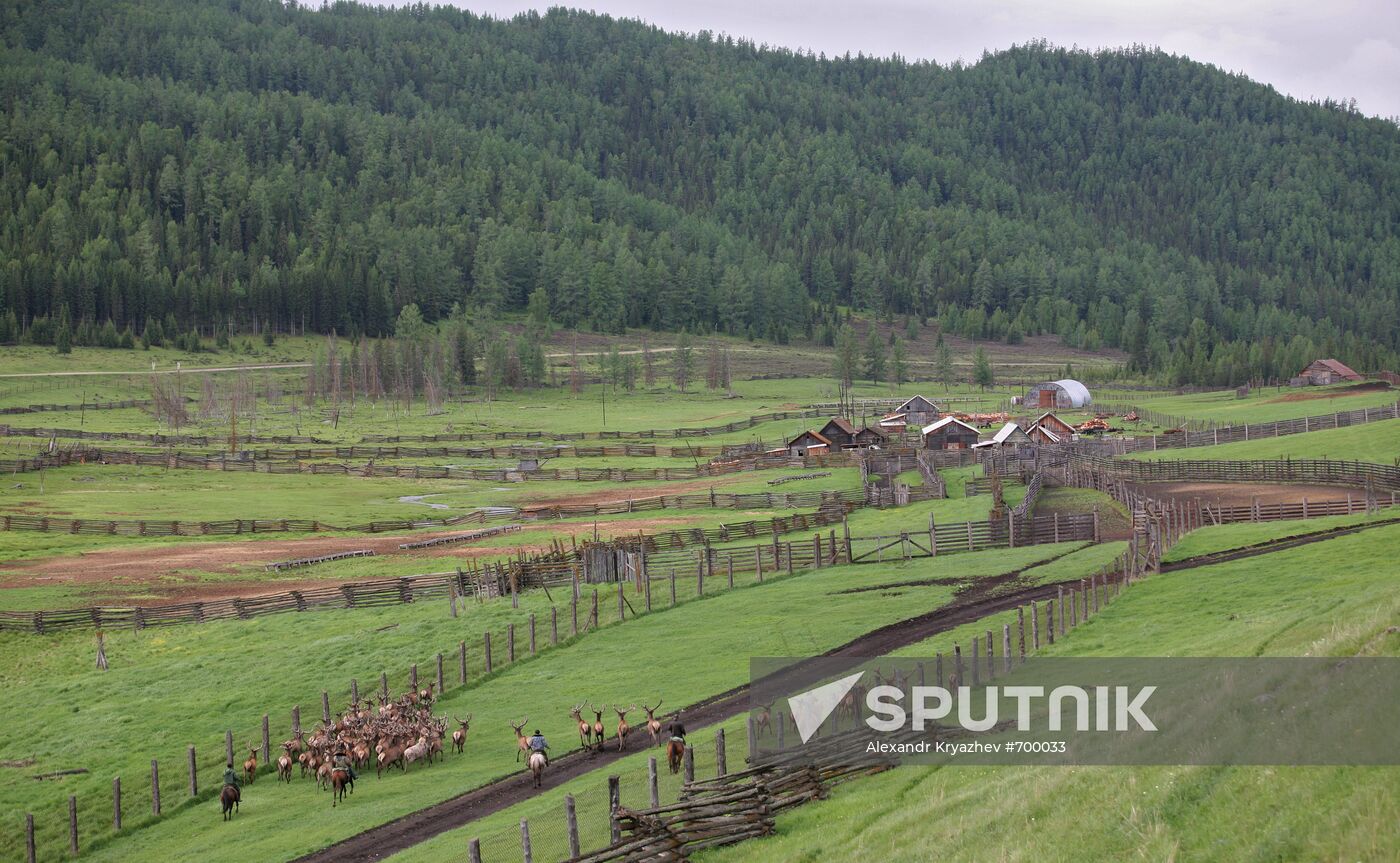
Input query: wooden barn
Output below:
<box><xmin>1291</xmin><ymin>359</ymin><xmax>1363</xmax><ymax>386</ymax></box>
<box><xmin>921</xmin><ymin>416</ymin><xmax>981</xmax><ymax>450</ymax></box>
<box><xmin>817</xmin><ymin>417</ymin><xmax>858</xmax><ymax>449</ymax></box>
<box><xmin>973</xmin><ymin>422</ymin><xmax>1031</xmax><ymax>449</ymax></box>
<box><xmin>893</xmin><ymin>395</ymin><xmax>939</xmax><ymax>427</ymax></box>
<box><xmin>1026</xmin><ymin>424</ymin><xmax>1063</xmax><ymax>445</ymax></box>
<box><xmin>877</xmin><ymin>412</ymin><xmax>908</xmax><ymax>433</ymax></box>
<box><xmin>852</xmin><ymin>425</ymin><xmax>888</xmax><ymax>448</ymax></box>
<box><xmin>785</xmin><ymin>430</ymin><xmax>831</xmax><ymax>457</ymax></box>
<box><xmin>1028</xmin><ymin>412</ymin><xmax>1076</xmax><ymax>442</ymax></box>
<box><xmin>1025</xmin><ymin>379</ymin><xmax>1092</xmax><ymax>409</ymax></box>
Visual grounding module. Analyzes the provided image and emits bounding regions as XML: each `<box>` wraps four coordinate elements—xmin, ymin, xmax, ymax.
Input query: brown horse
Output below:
<box><xmin>666</xmin><ymin>737</ymin><xmax>685</xmax><ymax>775</ymax></box>
<box><xmin>528</xmin><ymin>750</ymin><xmax>547</xmax><ymax>788</ymax></box>
<box><xmin>330</xmin><ymin>769</ymin><xmax>352</xmax><ymax>807</ymax></box>
<box><xmin>220</xmin><ymin>784</ymin><xmax>240</xmax><ymax>821</ymax></box>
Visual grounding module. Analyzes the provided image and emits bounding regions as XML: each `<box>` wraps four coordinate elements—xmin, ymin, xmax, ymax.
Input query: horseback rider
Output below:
<box><xmin>332</xmin><ymin>747</ymin><xmax>357</xmax><ymax>783</ymax></box>
<box><xmin>667</xmin><ymin>713</ymin><xmax>687</xmax><ymax>745</ymax></box>
<box><xmin>527</xmin><ymin>729</ymin><xmax>550</xmax><ymax>765</ymax></box>
<box><xmin>222</xmin><ymin>762</ymin><xmax>241</xmax><ymax>790</ymax></box>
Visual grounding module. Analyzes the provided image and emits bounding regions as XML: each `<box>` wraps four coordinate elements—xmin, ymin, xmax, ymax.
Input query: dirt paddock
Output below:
<box><xmin>0</xmin><ymin>516</ymin><xmax>700</xmax><ymax>600</ymax></box>
<box><xmin>1133</xmin><ymin>481</ymin><xmax>1371</xmax><ymax>507</ymax></box>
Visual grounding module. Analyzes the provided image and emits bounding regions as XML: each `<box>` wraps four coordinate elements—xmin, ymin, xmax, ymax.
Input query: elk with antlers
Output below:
<box><xmin>590</xmin><ymin>706</ymin><xmax>605</xmax><ymax>752</ymax></box>
<box><xmin>511</xmin><ymin>718</ymin><xmax>530</xmax><ymax>762</ymax></box>
<box><xmin>612</xmin><ymin>705</ymin><xmax>635</xmax><ymax>751</ymax></box>
<box><xmin>243</xmin><ymin>745</ymin><xmax>259</xmax><ymax>783</ymax></box>
<box><xmin>276</xmin><ymin>743</ymin><xmax>294</xmax><ymax>783</ymax></box>
<box><xmin>642</xmin><ymin>700</ymin><xmax>664</xmax><ymax>747</ymax></box>
<box><xmin>570</xmin><ymin>704</ymin><xmax>592</xmax><ymax>749</ymax></box>
<box><xmin>755</xmin><ymin>701</ymin><xmax>773</xmax><ymax>738</ymax></box>
<box><xmin>452</xmin><ymin>715</ymin><xmax>472</xmax><ymax>754</ymax></box>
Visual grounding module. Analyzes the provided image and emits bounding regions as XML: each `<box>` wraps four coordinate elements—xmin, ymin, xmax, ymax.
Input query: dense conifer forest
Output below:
<box><xmin>2</xmin><ymin>0</ymin><xmax>1398</xmax><ymax>384</ymax></box>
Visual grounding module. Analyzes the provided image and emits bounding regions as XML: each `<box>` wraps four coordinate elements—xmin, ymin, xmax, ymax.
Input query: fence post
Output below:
<box><xmin>986</xmin><ymin>630</ymin><xmax>995</xmax><ymax>679</ymax></box>
<box><xmin>1017</xmin><ymin>607</ymin><xmax>1026</xmax><ymax>660</ymax></box>
<box><xmin>1045</xmin><ymin>601</ymin><xmax>1055</xmax><ymax>645</ymax></box>
<box><xmin>670</xmin><ymin>570</ymin><xmax>677</xmax><ymax>605</ymax></box>
<box><xmin>151</xmin><ymin>759</ymin><xmax>160</xmax><ymax>815</ymax></box>
<box><xmin>697</xmin><ymin>552</ymin><xmax>705</xmax><ymax>595</ymax></box>
<box><xmin>683</xmin><ymin>745</ymin><xmax>695</xmax><ymax>782</ymax></box>
<box><xmin>565</xmin><ymin>795</ymin><xmax>580</xmax><ymax>859</ymax></box>
<box><xmin>322</xmin><ymin>691</ymin><xmax>331</xmax><ymax>725</ymax></box>
<box><xmin>25</xmin><ymin>813</ymin><xmax>34</xmax><ymax>863</ymax></box>
<box><xmin>551</xmin><ymin>607</ymin><xmax>559</xmax><ymax>645</ymax></box>
<box><xmin>747</xmin><ymin>716</ymin><xmax>758</xmax><ymax>760</ymax></box>
<box><xmin>608</xmin><ymin>776</ymin><xmax>621</xmax><ymax>843</ymax></box>
<box><xmin>468</xmin><ymin>838</ymin><xmax>481</xmax><ymax>863</ymax></box>
<box><xmin>755</xmin><ymin>547</ymin><xmax>763</xmax><ymax>581</ymax></box>
<box><xmin>591</xmin><ymin>589</ymin><xmax>599</xmax><ymax>628</ymax></box>
<box><xmin>1002</xmin><ymin>625</ymin><xmax>1012</xmax><ymax>671</ymax></box>
<box><xmin>261</xmin><ymin>714</ymin><xmax>270</xmax><ymax>765</ymax></box>
<box><xmin>571</xmin><ymin>596</ymin><xmax>578</xmax><ymax>636</ymax></box>
<box><xmin>970</xmin><ymin>638</ymin><xmax>980</xmax><ymax>686</ymax></box>
<box><xmin>293</xmin><ymin>705</ymin><xmax>301</xmax><ymax>735</ymax></box>
<box><xmin>459</xmin><ymin>641</ymin><xmax>467</xmax><ymax>684</ymax></box>
<box><xmin>928</xmin><ymin>512</ymin><xmax>937</xmax><ymax>556</ymax></box>
<box><xmin>507</xmin><ymin>624</ymin><xmax>516</xmax><ymax>664</ymax></box>
<box><xmin>648</xmin><ymin>757</ymin><xmax>659</xmax><ymax>807</ymax></box>
<box><xmin>520</xmin><ymin>818</ymin><xmax>532</xmax><ymax>863</ymax></box>
<box><xmin>1058</xmin><ymin>586</ymin><xmax>1066</xmax><ymax>635</ymax></box>
<box><xmin>436</xmin><ymin>652</ymin><xmax>445</xmax><ymax>692</ymax></box>
<box><xmin>187</xmin><ymin>744</ymin><xmax>198</xmax><ymax>797</ymax></box>
<box><xmin>716</xmin><ymin>728</ymin><xmax>727</xmax><ymax>776</ymax></box>
<box><xmin>410</xmin><ymin>664</ymin><xmax>418</xmax><ymax>690</ymax></box>
<box><xmin>225</xmin><ymin>730</ymin><xmax>234</xmax><ymax>766</ymax></box>
<box><xmin>113</xmin><ymin>776</ymin><xmax>121</xmax><ymax>831</ymax></box>
<box><xmin>351</xmin><ymin>678</ymin><xmax>359</xmax><ymax>704</ymax></box>
<box><xmin>786</xmin><ymin>542</ymin><xmax>794</xmax><ymax>575</ymax></box>
<box><xmin>529</xmin><ymin>615</ymin><xmax>537</xmax><ymax>655</ymax></box>
<box><xmin>843</xmin><ymin>515</ymin><xmax>852</xmax><ymax>561</ymax></box>
<box><xmin>484</xmin><ymin>631</ymin><xmax>493</xmax><ymax>674</ymax></box>
<box><xmin>1031</xmin><ymin>601</ymin><xmax>1040</xmax><ymax>651</ymax></box>
<box><xmin>727</xmin><ymin>554</ymin><xmax>735</xmax><ymax>588</ymax></box>
<box><xmin>69</xmin><ymin>794</ymin><xmax>78</xmax><ymax>854</ymax></box>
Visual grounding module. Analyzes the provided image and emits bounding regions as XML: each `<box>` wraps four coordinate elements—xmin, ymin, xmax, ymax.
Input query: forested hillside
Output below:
<box><xmin>2</xmin><ymin>0</ymin><xmax>1399</xmax><ymax>383</ymax></box>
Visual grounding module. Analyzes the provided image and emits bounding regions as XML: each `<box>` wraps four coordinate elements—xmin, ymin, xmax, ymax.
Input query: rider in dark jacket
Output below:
<box><xmin>222</xmin><ymin>762</ymin><xmax>241</xmax><ymax>789</ymax></box>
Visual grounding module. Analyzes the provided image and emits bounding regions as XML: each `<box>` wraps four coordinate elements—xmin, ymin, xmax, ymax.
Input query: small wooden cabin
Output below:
<box><xmin>1030</xmin><ymin>412</ymin><xmax>1076</xmax><ymax>441</ymax></box>
<box><xmin>785</xmin><ymin>430</ymin><xmax>831</xmax><ymax>457</ymax></box>
<box><xmin>894</xmin><ymin>395</ymin><xmax>939</xmax><ymax>427</ymax></box>
<box><xmin>1292</xmin><ymin>359</ymin><xmax>1362</xmax><ymax>386</ymax></box>
<box><xmin>973</xmin><ymin>422</ymin><xmax>1030</xmax><ymax>449</ymax></box>
<box><xmin>852</xmin><ymin>425</ymin><xmax>888</xmax><ymax>448</ymax></box>
<box><xmin>817</xmin><ymin>417</ymin><xmax>858</xmax><ymax>449</ymax></box>
<box><xmin>921</xmin><ymin>416</ymin><xmax>981</xmax><ymax>450</ymax></box>
<box><xmin>1026</xmin><ymin>424</ymin><xmax>1063</xmax><ymax>445</ymax></box>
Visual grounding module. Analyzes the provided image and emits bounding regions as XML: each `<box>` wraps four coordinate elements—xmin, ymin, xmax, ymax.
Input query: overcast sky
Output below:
<box><xmin>390</xmin><ymin>0</ymin><xmax>1400</xmax><ymax>120</ymax></box>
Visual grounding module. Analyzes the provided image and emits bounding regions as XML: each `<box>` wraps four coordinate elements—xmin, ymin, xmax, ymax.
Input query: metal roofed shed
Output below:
<box><xmin>1026</xmin><ymin>379</ymin><xmax>1092</xmax><ymax>409</ymax></box>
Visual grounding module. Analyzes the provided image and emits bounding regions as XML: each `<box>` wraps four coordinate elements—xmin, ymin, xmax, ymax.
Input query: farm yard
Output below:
<box><xmin>2</xmin><ymin>342</ymin><xmax>1398</xmax><ymax>863</ymax></box>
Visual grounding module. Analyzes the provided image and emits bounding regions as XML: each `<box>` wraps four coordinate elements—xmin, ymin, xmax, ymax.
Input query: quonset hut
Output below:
<box><xmin>1025</xmin><ymin>379</ymin><xmax>1092</xmax><ymax>410</ymax></box>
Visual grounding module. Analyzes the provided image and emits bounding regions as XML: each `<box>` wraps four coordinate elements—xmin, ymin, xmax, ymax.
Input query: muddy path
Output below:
<box><xmin>290</xmin><ymin>573</ymin><xmax>1067</xmax><ymax>863</ymax></box>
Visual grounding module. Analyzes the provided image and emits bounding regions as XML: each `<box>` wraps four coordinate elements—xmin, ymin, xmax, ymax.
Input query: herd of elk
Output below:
<box><xmin>567</xmin><ymin>699</ymin><xmax>668</xmax><ymax>752</ymax></box>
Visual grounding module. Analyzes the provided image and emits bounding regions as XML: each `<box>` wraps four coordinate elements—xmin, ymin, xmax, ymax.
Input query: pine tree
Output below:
<box><xmin>891</xmin><ymin>336</ymin><xmax>908</xmax><ymax>386</ymax></box>
<box><xmin>863</xmin><ymin>328</ymin><xmax>887</xmax><ymax>383</ymax></box>
<box><xmin>973</xmin><ymin>346</ymin><xmax>995</xmax><ymax>391</ymax></box>
<box><xmin>672</xmin><ymin>331</ymin><xmax>694</xmax><ymax>392</ymax></box>
<box><xmin>935</xmin><ymin>334</ymin><xmax>955</xmax><ymax>390</ymax></box>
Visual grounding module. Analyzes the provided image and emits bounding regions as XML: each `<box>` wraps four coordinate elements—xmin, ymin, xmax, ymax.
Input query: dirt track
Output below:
<box><xmin>0</xmin><ymin>517</ymin><xmax>697</xmax><ymax>600</ymax></box>
<box><xmin>290</xmin><ymin>573</ymin><xmax>1066</xmax><ymax>863</ymax></box>
<box><xmin>1133</xmin><ymin>481</ymin><xmax>1361</xmax><ymax>507</ymax></box>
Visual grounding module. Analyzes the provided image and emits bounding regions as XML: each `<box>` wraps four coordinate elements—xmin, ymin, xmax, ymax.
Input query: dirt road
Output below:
<box><xmin>289</xmin><ymin>574</ymin><xmax>1066</xmax><ymax>863</ymax></box>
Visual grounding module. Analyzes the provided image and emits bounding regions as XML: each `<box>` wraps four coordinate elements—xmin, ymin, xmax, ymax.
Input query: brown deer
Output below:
<box><xmin>243</xmin><ymin>745</ymin><xmax>259</xmax><ymax>783</ymax></box>
<box><xmin>642</xmin><ymin>700</ymin><xmax>663</xmax><ymax>747</ymax></box>
<box><xmin>612</xmin><ymin>705</ymin><xmax>635</xmax><ymax>751</ymax></box>
<box><xmin>590</xmin><ymin>707</ymin><xmax>605</xmax><ymax>752</ymax></box>
<box><xmin>570</xmin><ymin>704</ymin><xmax>592</xmax><ymax>749</ymax></box>
<box><xmin>511</xmin><ymin>718</ymin><xmax>530</xmax><ymax>762</ymax></box>
<box><xmin>755</xmin><ymin>701</ymin><xmax>773</xmax><ymax>738</ymax></box>
<box><xmin>276</xmin><ymin>743</ymin><xmax>294</xmax><ymax>783</ymax></box>
<box><xmin>418</xmin><ymin>682</ymin><xmax>435</xmax><ymax>704</ymax></box>
<box><xmin>452</xmin><ymin>715</ymin><xmax>472</xmax><ymax>754</ymax></box>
